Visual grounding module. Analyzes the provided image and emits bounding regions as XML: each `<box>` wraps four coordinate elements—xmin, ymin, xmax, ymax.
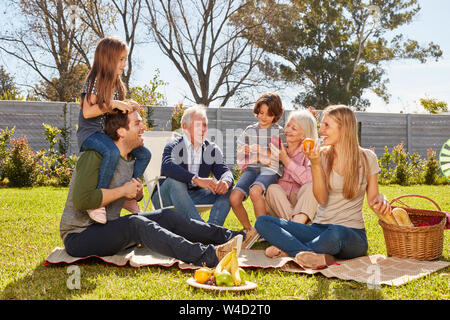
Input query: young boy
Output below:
<box><xmin>230</xmin><ymin>92</ymin><xmax>285</xmax><ymax>249</ymax></box>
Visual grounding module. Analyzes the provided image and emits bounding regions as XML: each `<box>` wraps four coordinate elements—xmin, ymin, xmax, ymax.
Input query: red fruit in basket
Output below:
<box><xmin>271</xmin><ymin>136</ymin><xmax>282</xmax><ymax>148</ymax></box>
<box><xmin>416</xmin><ymin>222</ymin><xmax>430</xmax><ymax>227</ymax></box>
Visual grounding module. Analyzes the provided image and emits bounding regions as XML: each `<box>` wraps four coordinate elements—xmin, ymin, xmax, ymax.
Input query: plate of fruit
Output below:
<box><xmin>187</xmin><ymin>248</ymin><xmax>257</xmax><ymax>291</ymax></box>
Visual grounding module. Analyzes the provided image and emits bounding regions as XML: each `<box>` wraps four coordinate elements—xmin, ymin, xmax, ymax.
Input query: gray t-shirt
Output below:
<box><xmin>59</xmin><ymin>151</ymin><xmax>135</xmax><ymax>241</ymax></box>
<box><xmin>76</xmin><ymin>78</ymin><xmax>119</xmax><ymax>150</ymax></box>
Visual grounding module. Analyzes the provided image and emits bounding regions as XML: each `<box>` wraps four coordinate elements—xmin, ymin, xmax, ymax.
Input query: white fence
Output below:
<box><xmin>1</xmin><ymin>101</ymin><xmax>449</xmax><ymax>164</ymax></box>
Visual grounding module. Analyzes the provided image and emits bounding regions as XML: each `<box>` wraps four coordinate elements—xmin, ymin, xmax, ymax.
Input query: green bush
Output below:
<box><xmin>37</xmin><ymin>123</ymin><xmax>78</xmax><ymax>187</ymax></box>
<box><xmin>0</xmin><ymin>126</ymin><xmax>15</xmax><ymax>180</ymax></box>
<box><xmin>424</xmin><ymin>148</ymin><xmax>440</xmax><ymax>185</ymax></box>
<box><xmin>1</xmin><ymin>124</ymin><xmax>78</xmax><ymax>187</ymax></box>
<box><xmin>377</xmin><ymin>142</ymin><xmax>447</xmax><ymax>185</ymax></box>
<box><xmin>2</xmin><ymin>136</ymin><xmax>40</xmax><ymax>187</ymax></box>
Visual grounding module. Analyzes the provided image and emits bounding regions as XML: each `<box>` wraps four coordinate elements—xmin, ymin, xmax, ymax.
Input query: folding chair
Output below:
<box><xmin>140</xmin><ymin>131</ymin><xmax>213</xmax><ymax>215</ymax></box>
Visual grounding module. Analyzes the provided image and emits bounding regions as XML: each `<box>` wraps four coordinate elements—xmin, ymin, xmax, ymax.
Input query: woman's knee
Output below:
<box><xmin>254</xmin><ymin>215</ymin><xmax>272</xmax><ymax>232</ymax></box>
<box><xmin>325</xmin><ymin>225</ymin><xmax>348</xmax><ymax>243</ymax></box>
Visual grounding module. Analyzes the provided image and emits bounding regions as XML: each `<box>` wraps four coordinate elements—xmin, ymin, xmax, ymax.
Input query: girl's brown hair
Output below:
<box><xmin>321</xmin><ymin>105</ymin><xmax>369</xmax><ymax>200</ymax></box>
<box><xmin>81</xmin><ymin>36</ymin><xmax>128</xmax><ymax>111</ymax></box>
<box><xmin>253</xmin><ymin>92</ymin><xmax>284</xmax><ymax>123</ymax></box>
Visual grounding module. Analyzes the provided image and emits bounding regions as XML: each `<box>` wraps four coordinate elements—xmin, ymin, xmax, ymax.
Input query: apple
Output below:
<box><xmin>271</xmin><ymin>136</ymin><xmax>282</xmax><ymax>148</ymax></box>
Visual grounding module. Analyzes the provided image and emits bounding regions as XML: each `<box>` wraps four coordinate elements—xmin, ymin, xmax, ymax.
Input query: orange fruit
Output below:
<box><xmin>302</xmin><ymin>138</ymin><xmax>315</xmax><ymax>152</ymax></box>
<box><xmin>194</xmin><ymin>267</ymin><xmax>213</xmax><ymax>284</ymax></box>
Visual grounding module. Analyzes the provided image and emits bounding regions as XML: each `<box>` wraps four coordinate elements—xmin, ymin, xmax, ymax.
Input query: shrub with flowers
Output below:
<box><xmin>377</xmin><ymin>142</ymin><xmax>447</xmax><ymax>185</ymax></box>
<box><xmin>1</xmin><ymin>124</ymin><xmax>78</xmax><ymax>187</ymax></box>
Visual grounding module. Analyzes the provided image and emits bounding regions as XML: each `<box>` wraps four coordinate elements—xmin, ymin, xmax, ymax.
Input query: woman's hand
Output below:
<box><xmin>269</xmin><ymin>143</ymin><xmax>289</xmax><ymax>166</ymax></box>
<box><xmin>370</xmin><ymin>193</ymin><xmax>391</xmax><ymax>216</ymax></box>
<box><xmin>303</xmin><ymin>142</ymin><xmax>321</xmax><ymax>166</ymax></box>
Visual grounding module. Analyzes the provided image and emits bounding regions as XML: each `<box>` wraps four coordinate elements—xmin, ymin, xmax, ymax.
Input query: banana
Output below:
<box><xmin>214</xmin><ymin>250</ymin><xmax>233</xmax><ymax>277</ymax></box>
<box><xmin>224</xmin><ymin>254</ymin><xmax>233</xmax><ymax>273</ymax></box>
<box><xmin>230</xmin><ymin>248</ymin><xmax>241</xmax><ymax>286</ymax></box>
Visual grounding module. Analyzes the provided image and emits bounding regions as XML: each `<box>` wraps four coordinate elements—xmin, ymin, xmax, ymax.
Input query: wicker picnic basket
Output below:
<box><xmin>378</xmin><ymin>194</ymin><xmax>447</xmax><ymax>261</ymax></box>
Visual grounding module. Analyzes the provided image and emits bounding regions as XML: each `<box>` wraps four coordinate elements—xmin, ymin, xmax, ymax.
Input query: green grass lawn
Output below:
<box><xmin>0</xmin><ymin>185</ymin><xmax>448</xmax><ymax>300</ymax></box>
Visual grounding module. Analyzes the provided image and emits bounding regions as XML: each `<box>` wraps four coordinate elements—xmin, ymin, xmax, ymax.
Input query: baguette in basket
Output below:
<box><xmin>392</xmin><ymin>207</ymin><xmax>414</xmax><ymax>227</ymax></box>
<box><xmin>372</xmin><ymin>204</ymin><xmax>397</xmax><ymax>225</ymax></box>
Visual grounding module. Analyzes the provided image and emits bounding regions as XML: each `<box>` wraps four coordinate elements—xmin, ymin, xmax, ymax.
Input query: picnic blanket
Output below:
<box><xmin>45</xmin><ymin>246</ymin><xmax>450</xmax><ymax>287</ymax></box>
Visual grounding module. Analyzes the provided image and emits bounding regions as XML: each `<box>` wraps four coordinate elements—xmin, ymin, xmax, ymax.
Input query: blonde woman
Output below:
<box><xmin>255</xmin><ymin>105</ymin><xmax>391</xmax><ymax>268</ymax></box>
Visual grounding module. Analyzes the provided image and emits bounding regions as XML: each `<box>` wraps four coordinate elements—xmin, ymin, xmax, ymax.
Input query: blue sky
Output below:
<box><xmin>130</xmin><ymin>0</ymin><xmax>450</xmax><ymax>113</ymax></box>
<box><xmin>2</xmin><ymin>0</ymin><xmax>449</xmax><ymax>113</ymax></box>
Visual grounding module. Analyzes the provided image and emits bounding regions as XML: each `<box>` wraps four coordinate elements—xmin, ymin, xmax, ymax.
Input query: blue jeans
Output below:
<box><xmin>234</xmin><ymin>166</ymin><xmax>279</xmax><ymax>199</ymax></box>
<box><xmin>151</xmin><ymin>178</ymin><xmax>232</xmax><ymax>226</ymax></box>
<box><xmin>81</xmin><ymin>132</ymin><xmax>151</xmax><ymax>189</ymax></box>
<box><xmin>64</xmin><ymin>209</ymin><xmax>244</xmax><ymax>267</ymax></box>
<box><xmin>255</xmin><ymin>215</ymin><xmax>368</xmax><ymax>259</ymax></box>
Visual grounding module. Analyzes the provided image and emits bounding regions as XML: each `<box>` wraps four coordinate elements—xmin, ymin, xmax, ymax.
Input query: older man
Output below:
<box><xmin>151</xmin><ymin>105</ymin><xmax>234</xmax><ymax>226</ymax></box>
<box><xmin>59</xmin><ymin>110</ymin><xmax>242</xmax><ymax>267</ymax></box>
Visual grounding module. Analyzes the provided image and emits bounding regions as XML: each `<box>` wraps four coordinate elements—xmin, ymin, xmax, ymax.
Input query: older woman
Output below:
<box><xmin>265</xmin><ymin>110</ymin><xmax>318</xmax><ymax>258</ymax></box>
<box><xmin>264</xmin><ymin>110</ymin><xmax>319</xmax><ymax>242</ymax></box>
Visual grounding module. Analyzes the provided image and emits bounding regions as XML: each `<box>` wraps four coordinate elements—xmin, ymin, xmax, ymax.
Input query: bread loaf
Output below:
<box><xmin>373</xmin><ymin>206</ymin><xmax>398</xmax><ymax>225</ymax></box>
<box><xmin>392</xmin><ymin>207</ymin><xmax>414</xmax><ymax>227</ymax></box>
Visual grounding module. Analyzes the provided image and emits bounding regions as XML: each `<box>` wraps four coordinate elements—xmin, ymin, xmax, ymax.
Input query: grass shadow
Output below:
<box><xmin>1</xmin><ymin>258</ymin><xmax>101</xmax><ymax>300</ymax></box>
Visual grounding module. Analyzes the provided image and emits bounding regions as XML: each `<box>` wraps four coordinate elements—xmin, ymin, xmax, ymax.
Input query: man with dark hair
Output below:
<box><xmin>60</xmin><ymin>110</ymin><xmax>243</xmax><ymax>267</ymax></box>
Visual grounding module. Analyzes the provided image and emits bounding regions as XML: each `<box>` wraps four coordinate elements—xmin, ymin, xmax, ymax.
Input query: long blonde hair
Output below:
<box><xmin>321</xmin><ymin>105</ymin><xmax>368</xmax><ymax>200</ymax></box>
<box><xmin>81</xmin><ymin>36</ymin><xmax>128</xmax><ymax>111</ymax></box>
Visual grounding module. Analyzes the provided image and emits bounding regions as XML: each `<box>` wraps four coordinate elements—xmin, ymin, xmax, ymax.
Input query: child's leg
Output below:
<box><xmin>81</xmin><ymin>132</ymin><xmax>120</xmax><ymax>189</ymax></box>
<box><xmin>249</xmin><ymin>185</ymin><xmax>266</xmax><ymax>217</ymax></box>
<box><xmin>230</xmin><ymin>168</ymin><xmax>258</xmax><ymax>230</ymax></box>
<box><xmin>249</xmin><ymin>170</ymin><xmax>280</xmax><ymax>217</ymax></box>
<box><xmin>229</xmin><ymin>189</ymin><xmax>251</xmax><ymax>229</ymax></box>
<box><xmin>129</xmin><ymin>146</ymin><xmax>152</xmax><ymax>180</ymax></box>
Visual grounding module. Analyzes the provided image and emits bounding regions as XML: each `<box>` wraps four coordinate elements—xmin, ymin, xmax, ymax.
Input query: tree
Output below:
<box><xmin>144</xmin><ymin>0</ymin><xmax>268</xmax><ymax>107</ymax></box>
<box><xmin>0</xmin><ymin>0</ymin><xmax>96</xmax><ymax>101</ymax></box>
<box><xmin>420</xmin><ymin>97</ymin><xmax>448</xmax><ymax>114</ymax></box>
<box><xmin>233</xmin><ymin>0</ymin><xmax>443</xmax><ymax>110</ymax></box>
<box><xmin>129</xmin><ymin>69</ymin><xmax>168</xmax><ymax>129</ymax></box>
<box><xmin>72</xmin><ymin>0</ymin><xmax>144</xmax><ymax>90</ymax></box>
<box><xmin>34</xmin><ymin>64</ymin><xmax>89</xmax><ymax>102</ymax></box>
<box><xmin>0</xmin><ymin>0</ymin><xmax>144</xmax><ymax>101</ymax></box>
<box><xmin>0</xmin><ymin>66</ymin><xmax>18</xmax><ymax>95</ymax></box>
